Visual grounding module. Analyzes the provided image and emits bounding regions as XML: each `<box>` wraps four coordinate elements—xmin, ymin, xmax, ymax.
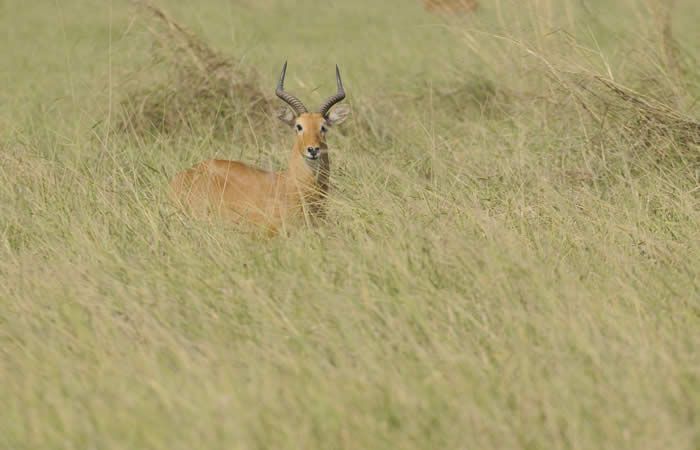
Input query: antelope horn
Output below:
<box><xmin>275</xmin><ymin>61</ymin><xmax>308</xmax><ymax>116</ymax></box>
<box><xmin>318</xmin><ymin>65</ymin><xmax>346</xmax><ymax>117</ymax></box>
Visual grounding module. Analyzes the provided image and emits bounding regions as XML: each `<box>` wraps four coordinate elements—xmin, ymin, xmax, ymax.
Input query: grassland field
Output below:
<box><xmin>1</xmin><ymin>0</ymin><xmax>699</xmax><ymax>449</ymax></box>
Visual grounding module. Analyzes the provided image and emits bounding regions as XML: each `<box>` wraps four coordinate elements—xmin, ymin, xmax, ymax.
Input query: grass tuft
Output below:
<box><xmin>117</xmin><ymin>0</ymin><xmax>272</xmax><ymax>139</ymax></box>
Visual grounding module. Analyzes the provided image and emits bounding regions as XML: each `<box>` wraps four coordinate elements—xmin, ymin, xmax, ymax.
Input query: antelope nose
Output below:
<box><xmin>307</xmin><ymin>147</ymin><xmax>319</xmax><ymax>157</ymax></box>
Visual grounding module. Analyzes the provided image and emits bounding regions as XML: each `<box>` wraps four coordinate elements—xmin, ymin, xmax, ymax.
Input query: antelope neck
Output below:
<box><xmin>286</xmin><ymin>141</ymin><xmax>327</xmax><ymax>191</ymax></box>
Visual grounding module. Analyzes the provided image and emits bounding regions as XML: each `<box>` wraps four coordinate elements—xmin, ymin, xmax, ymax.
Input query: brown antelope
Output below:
<box><xmin>422</xmin><ymin>0</ymin><xmax>479</xmax><ymax>14</ymax></box>
<box><xmin>168</xmin><ymin>62</ymin><xmax>350</xmax><ymax>235</ymax></box>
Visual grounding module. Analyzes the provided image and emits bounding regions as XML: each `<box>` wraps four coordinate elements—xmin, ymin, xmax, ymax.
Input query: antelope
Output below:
<box><xmin>168</xmin><ymin>62</ymin><xmax>350</xmax><ymax>235</ymax></box>
<box><xmin>422</xmin><ymin>0</ymin><xmax>479</xmax><ymax>14</ymax></box>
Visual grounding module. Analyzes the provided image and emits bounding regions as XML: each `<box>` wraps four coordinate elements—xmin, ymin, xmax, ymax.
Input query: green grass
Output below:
<box><xmin>1</xmin><ymin>0</ymin><xmax>699</xmax><ymax>449</ymax></box>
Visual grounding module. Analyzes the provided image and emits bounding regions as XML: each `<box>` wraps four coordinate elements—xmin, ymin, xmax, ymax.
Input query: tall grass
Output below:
<box><xmin>1</xmin><ymin>0</ymin><xmax>698</xmax><ymax>449</ymax></box>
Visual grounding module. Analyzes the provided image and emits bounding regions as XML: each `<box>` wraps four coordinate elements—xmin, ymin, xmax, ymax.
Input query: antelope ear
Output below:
<box><xmin>326</xmin><ymin>104</ymin><xmax>350</xmax><ymax>126</ymax></box>
<box><xmin>276</xmin><ymin>107</ymin><xmax>296</xmax><ymax>126</ymax></box>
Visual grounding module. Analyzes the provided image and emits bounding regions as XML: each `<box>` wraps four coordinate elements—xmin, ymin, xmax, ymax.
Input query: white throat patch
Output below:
<box><xmin>304</xmin><ymin>155</ymin><xmax>321</xmax><ymax>171</ymax></box>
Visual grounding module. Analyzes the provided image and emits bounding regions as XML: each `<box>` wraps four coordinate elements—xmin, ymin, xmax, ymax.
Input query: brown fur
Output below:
<box><xmin>168</xmin><ymin>112</ymin><xmax>338</xmax><ymax>236</ymax></box>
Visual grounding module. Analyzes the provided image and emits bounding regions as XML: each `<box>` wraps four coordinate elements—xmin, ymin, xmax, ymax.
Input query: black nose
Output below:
<box><xmin>307</xmin><ymin>147</ymin><xmax>319</xmax><ymax>157</ymax></box>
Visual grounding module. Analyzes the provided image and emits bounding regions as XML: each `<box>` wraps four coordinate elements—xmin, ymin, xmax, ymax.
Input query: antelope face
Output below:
<box><xmin>275</xmin><ymin>61</ymin><xmax>350</xmax><ymax>162</ymax></box>
<box><xmin>278</xmin><ymin>110</ymin><xmax>350</xmax><ymax>161</ymax></box>
<box><xmin>296</xmin><ymin>113</ymin><xmax>326</xmax><ymax>160</ymax></box>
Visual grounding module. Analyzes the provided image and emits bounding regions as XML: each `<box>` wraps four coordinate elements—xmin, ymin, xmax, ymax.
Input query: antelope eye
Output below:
<box><xmin>321</xmin><ymin>125</ymin><xmax>327</xmax><ymax>133</ymax></box>
<box><xmin>296</xmin><ymin>124</ymin><xmax>303</xmax><ymax>131</ymax></box>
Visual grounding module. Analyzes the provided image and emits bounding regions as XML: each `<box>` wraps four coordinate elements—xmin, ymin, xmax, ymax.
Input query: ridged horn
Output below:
<box><xmin>318</xmin><ymin>65</ymin><xmax>346</xmax><ymax>117</ymax></box>
<box><xmin>275</xmin><ymin>61</ymin><xmax>308</xmax><ymax>116</ymax></box>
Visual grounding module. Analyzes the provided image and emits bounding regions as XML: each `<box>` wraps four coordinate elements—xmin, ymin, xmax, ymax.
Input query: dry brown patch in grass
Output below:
<box><xmin>117</xmin><ymin>1</ymin><xmax>272</xmax><ymax>138</ymax></box>
<box><xmin>472</xmin><ymin>28</ymin><xmax>699</xmax><ymax>170</ymax></box>
<box><xmin>590</xmin><ymin>75</ymin><xmax>700</xmax><ymax>147</ymax></box>
<box><xmin>552</xmin><ymin>68</ymin><xmax>700</xmax><ymax>172</ymax></box>
<box><xmin>422</xmin><ymin>0</ymin><xmax>479</xmax><ymax>15</ymax></box>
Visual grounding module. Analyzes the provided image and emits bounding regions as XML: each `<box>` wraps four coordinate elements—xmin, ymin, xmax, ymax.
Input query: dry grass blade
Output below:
<box><xmin>141</xmin><ymin>0</ymin><xmax>217</xmax><ymax>73</ymax></box>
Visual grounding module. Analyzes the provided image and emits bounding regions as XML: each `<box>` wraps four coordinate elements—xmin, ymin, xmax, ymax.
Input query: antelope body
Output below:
<box><xmin>169</xmin><ymin>62</ymin><xmax>350</xmax><ymax>234</ymax></box>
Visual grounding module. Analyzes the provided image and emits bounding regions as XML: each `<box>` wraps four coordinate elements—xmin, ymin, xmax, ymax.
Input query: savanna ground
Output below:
<box><xmin>1</xmin><ymin>0</ymin><xmax>699</xmax><ymax>448</ymax></box>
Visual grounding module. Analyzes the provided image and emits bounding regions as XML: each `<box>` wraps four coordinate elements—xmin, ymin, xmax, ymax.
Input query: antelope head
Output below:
<box><xmin>275</xmin><ymin>62</ymin><xmax>350</xmax><ymax>163</ymax></box>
